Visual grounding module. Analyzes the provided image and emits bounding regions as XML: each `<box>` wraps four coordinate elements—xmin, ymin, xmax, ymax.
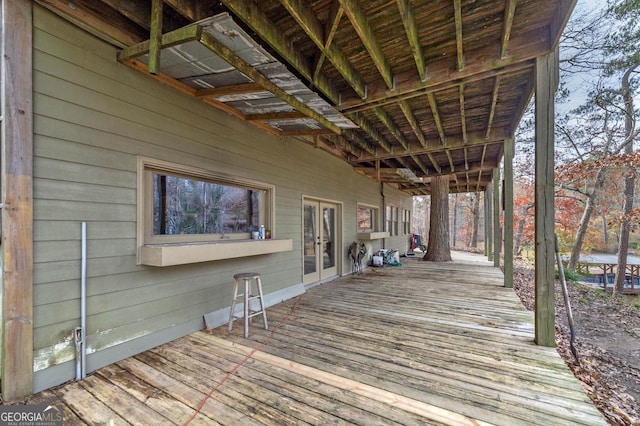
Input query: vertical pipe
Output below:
<box><xmin>81</xmin><ymin>221</ymin><xmax>87</xmax><ymax>378</ymax></box>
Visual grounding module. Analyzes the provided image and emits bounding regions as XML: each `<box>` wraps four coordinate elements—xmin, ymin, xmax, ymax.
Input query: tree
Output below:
<box><xmin>604</xmin><ymin>0</ymin><xmax>640</xmax><ymax>293</ymax></box>
<box><xmin>422</xmin><ymin>175</ymin><xmax>452</xmax><ymax>262</ymax></box>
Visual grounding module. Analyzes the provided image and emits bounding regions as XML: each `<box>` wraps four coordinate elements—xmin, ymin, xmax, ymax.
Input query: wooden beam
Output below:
<box><xmin>100</xmin><ymin>0</ymin><xmax>186</xmax><ymax>32</ymax></box>
<box><xmin>493</xmin><ymin>168</ymin><xmax>501</xmax><ymax>268</ymax></box>
<box><xmin>118</xmin><ymin>24</ymin><xmax>201</xmax><ymax>62</ymax></box>
<box><xmin>275</xmin><ymin>0</ymin><xmax>367</xmax><ymax>99</ymax></box>
<box><xmin>534</xmin><ymin>50</ymin><xmax>558</xmax><ymax>347</ymax></box>
<box><xmin>426</xmin><ymin>152</ymin><xmax>442</xmax><ymax>174</ymax></box>
<box><xmin>221</xmin><ymin>0</ymin><xmax>340</xmax><ymax>103</ymax></box>
<box><xmin>453</xmin><ymin>0</ymin><xmax>464</xmax><ymax>71</ymax></box>
<box><xmin>396</xmin><ymin>0</ymin><xmax>425</xmax><ymax>81</ymax></box>
<box><xmin>476</xmin><ymin>144</ymin><xmax>487</xmax><ymax>192</ymax></box>
<box><xmin>338</xmin><ymin>29</ymin><xmax>546</xmax><ymax>111</ymax></box>
<box><xmin>398</xmin><ymin>99</ymin><xmax>426</xmax><ymax>147</ymax></box>
<box><xmin>2</xmin><ymin>0</ymin><xmax>34</xmax><ymax>402</ymax></box>
<box><xmin>344</xmin><ymin>130</ymin><xmax>375</xmax><ymax>155</ymax></box>
<box><xmin>550</xmin><ymin>0</ymin><xmax>578</xmax><ymax>49</ymax></box>
<box><xmin>372</xmin><ymin>107</ymin><xmax>409</xmax><ymax>150</ymax></box>
<box><xmin>459</xmin><ymin>84</ymin><xmax>467</xmax><ymax>143</ymax></box>
<box><xmin>35</xmin><ymin>0</ymin><xmax>147</xmax><ymax>47</ymax></box>
<box><xmin>195</xmin><ymin>83</ymin><xmax>265</xmax><ymax>98</ymax></box>
<box><xmin>486</xmin><ymin>76</ymin><xmax>501</xmax><ymax>139</ymax></box>
<box><xmin>410</xmin><ymin>155</ymin><xmax>430</xmax><ymax>176</ymax></box>
<box><xmin>198</xmin><ymin>31</ymin><xmax>342</xmax><ymax>134</ymax></box>
<box><xmin>445</xmin><ymin>150</ymin><xmax>455</xmax><ymax>173</ymax></box>
<box><xmin>347</xmin><ymin>114</ymin><xmax>392</xmax><ymax>153</ymax></box>
<box><xmin>148</xmin><ymin>0</ymin><xmax>164</xmax><ymax>75</ymax></box>
<box><xmin>427</xmin><ymin>92</ymin><xmax>446</xmax><ymax>145</ymax></box>
<box><xmin>501</xmin><ymin>0</ymin><xmax>518</xmax><ymax>59</ymax></box>
<box><xmin>164</xmin><ymin>0</ymin><xmax>216</xmax><ymax>22</ymax></box>
<box><xmin>352</xmin><ymin>130</ymin><xmax>509</xmax><ymax>163</ymax></box>
<box><xmin>339</xmin><ymin>0</ymin><xmax>394</xmax><ymax>90</ymax></box>
<box><xmin>314</xmin><ymin>2</ymin><xmax>344</xmax><ymax>83</ymax></box>
<box><xmin>504</xmin><ymin>138</ymin><xmax>514</xmax><ymax>288</ymax></box>
<box><xmin>246</xmin><ymin>111</ymin><xmax>308</xmax><ymax>121</ymax></box>
<box><xmin>280</xmin><ymin>129</ymin><xmax>335</xmax><ymax>136</ymax></box>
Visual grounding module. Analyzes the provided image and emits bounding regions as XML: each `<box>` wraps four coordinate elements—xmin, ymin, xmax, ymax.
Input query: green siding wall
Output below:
<box><xmin>31</xmin><ymin>6</ymin><xmax>412</xmax><ymax>391</ymax></box>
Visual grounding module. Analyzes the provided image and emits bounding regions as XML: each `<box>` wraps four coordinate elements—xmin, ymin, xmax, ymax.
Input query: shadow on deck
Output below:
<box><xmin>26</xmin><ymin>251</ymin><xmax>605</xmax><ymax>425</ymax></box>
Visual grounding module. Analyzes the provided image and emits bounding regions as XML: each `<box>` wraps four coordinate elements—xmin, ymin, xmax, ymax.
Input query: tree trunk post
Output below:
<box><xmin>422</xmin><ymin>175</ymin><xmax>452</xmax><ymax>262</ymax></box>
<box><xmin>2</xmin><ymin>0</ymin><xmax>34</xmax><ymax>401</ymax></box>
<box><xmin>493</xmin><ymin>168</ymin><xmax>501</xmax><ymax>268</ymax></box>
<box><xmin>534</xmin><ymin>49</ymin><xmax>558</xmax><ymax>347</ymax></box>
<box><xmin>504</xmin><ymin>138</ymin><xmax>514</xmax><ymax>288</ymax></box>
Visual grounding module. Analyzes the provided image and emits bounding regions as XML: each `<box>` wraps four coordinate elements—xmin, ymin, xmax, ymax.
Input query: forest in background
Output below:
<box><xmin>413</xmin><ymin>0</ymin><xmax>640</xmax><ymax>280</ymax></box>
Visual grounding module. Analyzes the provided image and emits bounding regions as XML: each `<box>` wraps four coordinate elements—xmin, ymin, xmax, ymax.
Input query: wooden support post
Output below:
<box><xmin>148</xmin><ymin>0</ymin><xmax>164</xmax><ymax>74</ymax></box>
<box><xmin>534</xmin><ymin>49</ymin><xmax>558</xmax><ymax>347</ymax></box>
<box><xmin>504</xmin><ymin>138</ymin><xmax>514</xmax><ymax>288</ymax></box>
<box><xmin>486</xmin><ymin>186</ymin><xmax>493</xmax><ymax>262</ymax></box>
<box><xmin>2</xmin><ymin>0</ymin><xmax>34</xmax><ymax>401</ymax></box>
<box><xmin>493</xmin><ymin>169</ymin><xmax>501</xmax><ymax>268</ymax></box>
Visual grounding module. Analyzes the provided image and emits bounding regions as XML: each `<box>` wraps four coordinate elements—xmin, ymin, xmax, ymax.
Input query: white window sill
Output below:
<box><xmin>357</xmin><ymin>231</ymin><xmax>390</xmax><ymax>240</ymax></box>
<box><xmin>139</xmin><ymin>239</ymin><xmax>293</xmax><ymax>267</ymax></box>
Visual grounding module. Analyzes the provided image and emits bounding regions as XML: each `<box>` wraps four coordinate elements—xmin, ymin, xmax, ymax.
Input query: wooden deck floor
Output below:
<box><xmin>27</xmin><ymin>252</ymin><xmax>606</xmax><ymax>425</ymax></box>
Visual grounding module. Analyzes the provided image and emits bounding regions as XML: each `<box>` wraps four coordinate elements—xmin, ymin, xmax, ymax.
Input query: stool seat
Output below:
<box><xmin>228</xmin><ymin>272</ymin><xmax>268</xmax><ymax>338</ymax></box>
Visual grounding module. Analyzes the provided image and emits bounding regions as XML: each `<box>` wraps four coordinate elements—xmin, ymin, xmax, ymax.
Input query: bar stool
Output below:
<box><xmin>228</xmin><ymin>272</ymin><xmax>268</xmax><ymax>338</ymax></box>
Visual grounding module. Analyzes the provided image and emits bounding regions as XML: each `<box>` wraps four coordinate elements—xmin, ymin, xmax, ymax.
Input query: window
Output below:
<box><xmin>138</xmin><ymin>157</ymin><xmax>274</xmax><ymax>245</ymax></box>
<box><xmin>402</xmin><ymin>209</ymin><xmax>411</xmax><ymax>235</ymax></box>
<box><xmin>386</xmin><ymin>205</ymin><xmax>398</xmax><ymax>236</ymax></box>
<box><xmin>357</xmin><ymin>205</ymin><xmax>377</xmax><ymax>232</ymax></box>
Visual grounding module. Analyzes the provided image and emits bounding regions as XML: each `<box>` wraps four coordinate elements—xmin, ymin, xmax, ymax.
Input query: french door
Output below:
<box><xmin>303</xmin><ymin>199</ymin><xmax>340</xmax><ymax>284</ymax></box>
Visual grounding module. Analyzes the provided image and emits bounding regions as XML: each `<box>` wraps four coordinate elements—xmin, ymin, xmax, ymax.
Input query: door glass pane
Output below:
<box><xmin>303</xmin><ymin>204</ymin><xmax>317</xmax><ymax>275</ymax></box>
<box><xmin>323</xmin><ymin>207</ymin><xmax>336</xmax><ymax>270</ymax></box>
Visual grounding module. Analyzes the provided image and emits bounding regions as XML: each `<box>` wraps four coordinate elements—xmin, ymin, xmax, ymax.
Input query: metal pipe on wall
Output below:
<box><xmin>81</xmin><ymin>221</ymin><xmax>87</xmax><ymax>379</ymax></box>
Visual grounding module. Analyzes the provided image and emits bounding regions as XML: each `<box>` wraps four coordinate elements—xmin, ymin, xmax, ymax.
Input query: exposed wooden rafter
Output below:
<box><xmin>120</xmin><ymin>24</ymin><xmax>343</xmax><ymax>134</ymax></box>
<box><xmin>459</xmin><ymin>84</ymin><xmax>467</xmax><ymax>143</ymax></box>
<box><xmin>398</xmin><ymin>99</ymin><xmax>427</xmax><ymax>147</ymax></box>
<box><xmin>353</xmin><ymin>130</ymin><xmax>508</xmax><ymax>163</ymax></box>
<box><xmin>372</xmin><ymin>107</ymin><xmax>409</xmax><ymax>150</ymax></box>
<box><xmin>486</xmin><ymin>76</ymin><xmax>501</xmax><ymax>139</ymax></box>
<box><xmin>453</xmin><ymin>0</ymin><xmax>464</xmax><ymax>71</ymax></box>
<box><xmin>427</xmin><ymin>92</ymin><xmax>447</xmax><ymax>146</ymax></box>
<box><xmin>476</xmin><ymin>144</ymin><xmax>488</xmax><ymax>192</ymax></box>
<box><xmin>246</xmin><ymin>111</ymin><xmax>308</xmax><ymax>121</ymax></box>
<box><xmin>338</xmin><ymin>31</ymin><xmax>546</xmax><ymax>111</ymax></box>
<box><xmin>501</xmin><ymin>0</ymin><xmax>518</xmax><ymax>59</ymax></box>
<box><xmin>198</xmin><ymin>30</ymin><xmax>343</xmax><ymax>134</ymax></box>
<box><xmin>195</xmin><ymin>83</ymin><xmax>265</xmax><ymax>97</ymax></box>
<box><xmin>341</xmin><ymin>60</ymin><xmax>534</xmax><ymax>115</ymax></box>
<box><xmin>347</xmin><ymin>114</ymin><xmax>393</xmax><ymax>153</ymax></box>
<box><xmin>396</xmin><ymin>0</ymin><xmax>426</xmax><ymax>82</ymax></box>
<box><xmin>314</xmin><ymin>1</ymin><xmax>344</xmax><ymax>83</ymax></box>
<box><xmin>276</xmin><ymin>0</ymin><xmax>367</xmax><ymax>99</ymax></box>
<box><xmin>411</xmin><ymin>155</ymin><xmax>430</xmax><ymax>176</ymax></box>
<box><xmin>343</xmin><ymin>130</ymin><xmax>376</xmax><ymax>155</ymax></box>
<box><xmin>221</xmin><ymin>0</ymin><xmax>340</xmax><ymax>103</ymax></box>
<box><xmin>339</xmin><ymin>0</ymin><xmax>394</xmax><ymax>90</ymax></box>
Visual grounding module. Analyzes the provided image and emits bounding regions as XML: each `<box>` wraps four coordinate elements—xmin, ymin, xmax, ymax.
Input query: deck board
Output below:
<box><xmin>24</xmin><ymin>252</ymin><xmax>605</xmax><ymax>425</ymax></box>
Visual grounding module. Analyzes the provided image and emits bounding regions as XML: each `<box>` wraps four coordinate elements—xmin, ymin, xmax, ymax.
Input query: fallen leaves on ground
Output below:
<box><xmin>513</xmin><ymin>260</ymin><xmax>640</xmax><ymax>426</ymax></box>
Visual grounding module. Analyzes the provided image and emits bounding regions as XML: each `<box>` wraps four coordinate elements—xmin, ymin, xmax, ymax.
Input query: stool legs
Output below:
<box><xmin>229</xmin><ymin>275</ymin><xmax>268</xmax><ymax>338</ymax></box>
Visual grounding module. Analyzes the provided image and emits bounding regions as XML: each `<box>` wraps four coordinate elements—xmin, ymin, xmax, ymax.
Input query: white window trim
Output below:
<box><xmin>356</xmin><ymin>203</ymin><xmax>388</xmax><ymax>240</ymax></box>
<box><xmin>136</xmin><ymin>157</ymin><xmax>291</xmax><ymax>266</ymax></box>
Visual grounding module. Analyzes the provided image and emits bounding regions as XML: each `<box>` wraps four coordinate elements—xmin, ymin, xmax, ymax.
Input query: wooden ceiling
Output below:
<box><xmin>37</xmin><ymin>0</ymin><xmax>575</xmax><ymax>194</ymax></box>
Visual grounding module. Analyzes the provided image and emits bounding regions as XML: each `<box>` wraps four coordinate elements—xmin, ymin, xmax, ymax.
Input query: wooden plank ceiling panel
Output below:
<box><xmin>34</xmin><ymin>0</ymin><xmax>573</xmax><ymax>193</ymax></box>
